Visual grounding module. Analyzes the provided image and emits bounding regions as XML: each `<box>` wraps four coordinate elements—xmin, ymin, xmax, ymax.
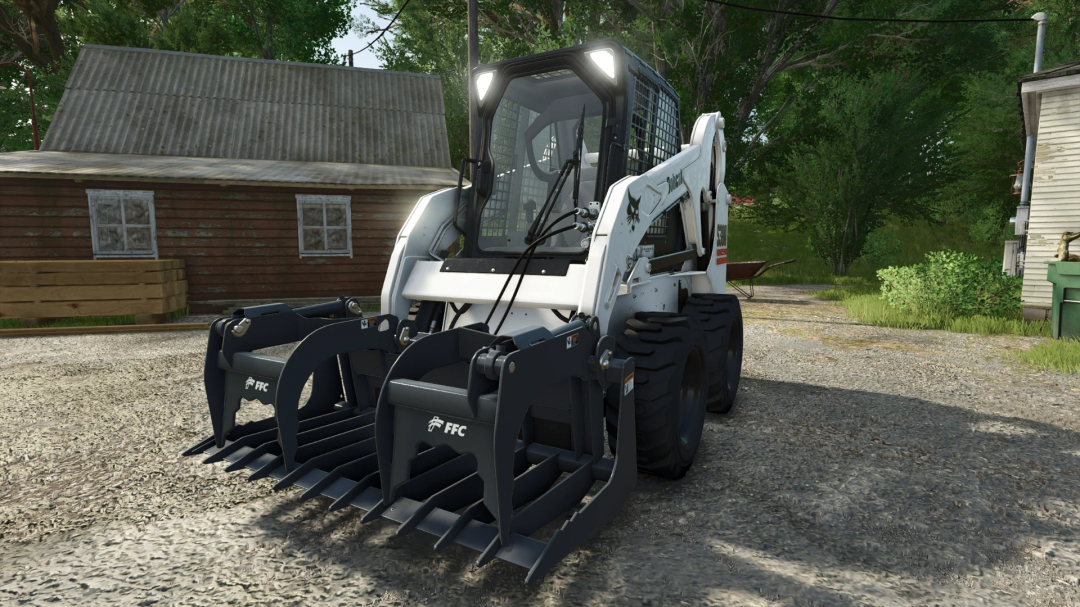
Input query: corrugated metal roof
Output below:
<box><xmin>41</xmin><ymin>45</ymin><xmax>452</xmax><ymax>168</ymax></box>
<box><xmin>0</xmin><ymin>151</ymin><xmax>460</xmax><ymax>189</ymax></box>
<box><xmin>1019</xmin><ymin>60</ymin><xmax>1080</xmax><ymax>85</ymax></box>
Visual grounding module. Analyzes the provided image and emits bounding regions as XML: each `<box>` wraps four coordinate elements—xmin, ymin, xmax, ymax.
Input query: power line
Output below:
<box><xmin>704</xmin><ymin>0</ymin><xmax>1030</xmax><ymax>23</ymax></box>
<box><xmin>348</xmin><ymin>0</ymin><xmax>412</xmax><ymax>61</ymax></box>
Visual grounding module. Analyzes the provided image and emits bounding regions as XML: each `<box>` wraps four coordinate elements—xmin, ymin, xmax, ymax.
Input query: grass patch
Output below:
<box><xmin>0</xmin><ymin>315</ymin><xmax>137</xmax><ymax>329</ymax></box>
<box><xmin>729</xmin><ymin>215</ymin><xmax>1003</xmax><ymax>285</ymax></box>
<box><xmin>1011</xmin><ymin>338</ymin><xmax>1080</xmax><ymax>375</ymax></box>
<box><xmin>167</xmin><ymin>306</ymin><xmax>190</xmax><ymax>321</ymax></box>
<box><xmin>831</xmin><ymin>293</ymin><xmax>1049</xmax><ymax>337</ymax></box>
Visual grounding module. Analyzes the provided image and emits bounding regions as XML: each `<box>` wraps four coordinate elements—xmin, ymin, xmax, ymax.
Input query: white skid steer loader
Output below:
<box><xmin>184</xmin><ymin>40</ymin><xmax>743</xmax><ymax>584</ymax></box>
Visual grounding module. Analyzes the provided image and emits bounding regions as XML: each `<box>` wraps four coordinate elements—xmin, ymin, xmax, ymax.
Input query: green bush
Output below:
<box><xmin>861</xmin><ymin>231</ymin><xmax>903</xmax><ymax>267</ymax></box>
<box><xmin>877</xmin><ymin>250</ymin><xmax>1021</xmax><ymax>317</ymax></box>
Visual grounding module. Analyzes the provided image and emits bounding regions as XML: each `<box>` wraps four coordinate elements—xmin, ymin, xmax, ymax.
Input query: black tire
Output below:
<box><xmin>605</xmin><ymin>313</ymin><xmax>708</xmax><ymax>479</ymax></box>
<box><xmin>682</xmin><ymin>294</ymin><xmax>743</xmax><ymax>413</ymax></box>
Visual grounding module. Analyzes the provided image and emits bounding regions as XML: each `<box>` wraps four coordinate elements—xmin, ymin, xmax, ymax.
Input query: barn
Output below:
<box><xmin>0</xmin><ymin>45</ymin><xmax>457</xmax><ymax>314</ymax></box>
<box><xmin>1017</xmin><ymin>60</ymin><xmax>1080</xmax><ymax>321</ymax></box>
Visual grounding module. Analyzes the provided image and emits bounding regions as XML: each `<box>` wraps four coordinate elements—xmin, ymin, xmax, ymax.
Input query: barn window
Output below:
<box><xmin>87</xmin><ymin>190</ymin><xmax>158</xmax><ymax>258</ymax></box>
<box><xmin>296</xmin><ymin>195</ymin><xmax>353</xmax><ymax>257</ymax></box>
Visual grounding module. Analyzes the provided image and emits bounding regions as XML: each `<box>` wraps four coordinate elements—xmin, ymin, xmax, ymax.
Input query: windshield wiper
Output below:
<box><xmin>523</xmin><ymin>106</ymin><xmax>586</xmax><ymax>246</ymax></box>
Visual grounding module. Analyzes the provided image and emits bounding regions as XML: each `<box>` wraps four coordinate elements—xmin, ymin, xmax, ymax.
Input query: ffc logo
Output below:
<box><xmin>427</xmin><ymin>415</ymin><xmax>467</xmax><ymax>437</ymax></box>
<box><xmin>245</xmin><ymin>377</ymin><xmax>269</xmax><ymax>392</ymax></box>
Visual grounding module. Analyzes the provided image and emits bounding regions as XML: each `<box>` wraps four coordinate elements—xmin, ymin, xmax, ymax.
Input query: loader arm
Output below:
<box><xmin>580</xmin><ymin>112</ymin><xmax>728</xmax><ymax>336</ymax></box>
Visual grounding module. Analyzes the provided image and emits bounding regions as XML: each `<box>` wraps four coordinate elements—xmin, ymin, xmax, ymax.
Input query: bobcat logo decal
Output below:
<box><xmin>626</xmin><ymin>193</ymin><xmax>641</xmax><ymax>230</ymax></box>
<box><xmin>666</xmin><ymin>171</ymin><xmax>683</xmax><ymax>193</ymax></box>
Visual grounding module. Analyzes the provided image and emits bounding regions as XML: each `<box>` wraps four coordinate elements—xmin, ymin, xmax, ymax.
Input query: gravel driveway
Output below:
<box><xmin>2</xmin><ymin>286</ymin><xmax>1078</xmax><ymax>606</ymax></box>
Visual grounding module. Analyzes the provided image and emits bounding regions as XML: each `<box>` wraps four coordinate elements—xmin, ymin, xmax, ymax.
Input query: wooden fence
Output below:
<box><xmin>0</xmin><ymin>260</ymin><xmax>188</xmax><ymax>324</ymax></box>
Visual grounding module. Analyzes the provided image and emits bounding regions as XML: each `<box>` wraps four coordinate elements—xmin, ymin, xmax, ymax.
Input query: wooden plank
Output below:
<box><xmin>0</xmin><ymin>269</ymin><xmax>183</xmax><ymax>287</ymax></box>
<box><xmin>0</xmin><ymin>259</ymin><xmax>182</xmax><ymax>273</ymax></box>
<box><xmin>0</xmin><ymin>280</ymin><xmax>187</xmax><ymax>303</ymax></box>
<box><xmin>1</xmin><ymin>299</ymin><xmax>171</xmax><ymax>318</ymax></box>
<box><xmin>0</xmin><ymin>323</ymin><xmax>210</xmax><ymax>339</ymax></box>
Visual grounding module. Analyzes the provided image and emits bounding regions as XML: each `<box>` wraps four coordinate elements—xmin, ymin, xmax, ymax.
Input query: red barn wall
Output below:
<box><xmin>0</xmin><ymin>177</ymin><xmax>432</xmax><ymax>312</ymax></box>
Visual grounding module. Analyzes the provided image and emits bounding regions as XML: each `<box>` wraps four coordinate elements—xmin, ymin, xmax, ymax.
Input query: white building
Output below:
<box><xmin>1018</xmin><ymin>60</ymin><xmax>1080</xmax><ymax>321</ymax></box>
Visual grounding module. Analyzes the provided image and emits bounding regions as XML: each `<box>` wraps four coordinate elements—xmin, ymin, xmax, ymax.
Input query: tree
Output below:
<box><xmin>0</xmin><ymin>0</ymin><xmax>67</xmax><ymax>70</ymax></box>
<box><xmin>751</xmin><ymin>71</ymin><xmax>948</xmax><ymax>275</ymax></box>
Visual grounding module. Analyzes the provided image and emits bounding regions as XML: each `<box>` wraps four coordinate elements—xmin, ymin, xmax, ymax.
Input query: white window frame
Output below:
<box><xmin>296</xmin><ymin>194</ymin><xmax>353</xmax><ymax>258</ymax></box>
<box><xmin>87</xmin><ymin>189</ymin><xmax>158</xmax><ymax>259</ymax></box>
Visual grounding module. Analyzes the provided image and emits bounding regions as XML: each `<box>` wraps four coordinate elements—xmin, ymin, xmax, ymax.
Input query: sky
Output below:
<box><xmin>331</xmin><ymin>3</ymin><xmax>394</xmax><ymax>70</ymax></box>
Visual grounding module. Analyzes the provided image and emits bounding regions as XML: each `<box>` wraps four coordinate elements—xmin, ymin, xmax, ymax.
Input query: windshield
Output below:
<box><xmin>478</xmin><ymin>69</ymin><xmax>604</xmax><ymax>254</ymax></box>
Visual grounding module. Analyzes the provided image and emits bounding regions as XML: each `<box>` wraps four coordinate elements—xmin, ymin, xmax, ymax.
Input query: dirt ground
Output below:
<box><xmin>2</xmin><ymin>286</ymin><xmax>1079</xmax><ymax>606</ymax></box>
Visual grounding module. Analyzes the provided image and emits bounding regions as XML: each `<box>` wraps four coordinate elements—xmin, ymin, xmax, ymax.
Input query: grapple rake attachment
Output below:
<box><xmin>185</xmin><ymin>304</ymin><xmax>637</xmax><ymax>584</ymax></box>
<box><xmin>182</xmin><ymin>298</ymin><xmax>407</xmax><ymax>480</ymax></box>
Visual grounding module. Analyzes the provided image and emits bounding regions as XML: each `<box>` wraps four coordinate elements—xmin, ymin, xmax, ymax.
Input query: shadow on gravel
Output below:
<box><xmin>236</xmin><ymin>377</ymin><xmax>1079</xmax><ymax>605</ymax></box>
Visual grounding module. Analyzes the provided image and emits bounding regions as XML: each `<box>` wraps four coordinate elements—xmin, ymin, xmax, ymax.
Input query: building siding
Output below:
<box><xmin>0</xmin><ymin>178</ymin><xmax>431</xmax><ymax>312</ymax></box>
<box><xmin>1022</xmin><ymin>88</ymin><xmax>1080</xmax><ymax>310</ymax></box>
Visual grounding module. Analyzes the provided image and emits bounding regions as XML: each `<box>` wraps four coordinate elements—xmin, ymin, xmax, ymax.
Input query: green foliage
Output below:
<box><xmin>61</xmin><ymin>0</ymin><xmax>354</xmax><ymax>63</ymax></box>
<box><xmin>835</xmin><ymin>292</ymin><xmax>1049</xmax><ymax>336</ymax></box>
<box><xmin>728</xmin><ymin>215</ymin><xmax>1003</xmax><ymax>285</ymax></box>
<box><xmin>0</xmin><ymin>57</ymin><xmax>72</xmax><ymax>152</ymax></box>
<box><xmin>1011</xmin><ymin>338</ymin><xmax>1080</xmax><ymax>375</ymax></box>
<box><xmin>0</xmin><ymin>315</ymin><xmax>137</xmax><ymax>329</ymax></box>
<box><xmin>878</xmin><ymin>250</ymin><xmax>1021</xmax><ymax>317</ymax></box>
<box><xmin>861</xmin><ymin>231</ymin><xmax>903</xmax><ymax>267</ymax></box>
<box><xmin>749</xmin><ymin>71</ymin><xmax>947</xmax><ymax>275</ymax></box>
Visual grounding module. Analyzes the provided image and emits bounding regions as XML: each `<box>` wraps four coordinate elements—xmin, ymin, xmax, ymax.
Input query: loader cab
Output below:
<box><xmin>462</xmin><ymin>41</ymin><xmax>684</xmax><ymax>260</ymax></box>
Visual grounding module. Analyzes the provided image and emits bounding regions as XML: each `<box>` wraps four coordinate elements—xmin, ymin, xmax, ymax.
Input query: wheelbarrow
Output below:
<box><xmin>726</xmin><ymin>259</ymin><xmax>796</xmax><ymax>299</ymax></box>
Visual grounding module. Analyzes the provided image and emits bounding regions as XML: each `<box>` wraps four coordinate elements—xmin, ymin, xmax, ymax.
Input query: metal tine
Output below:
<box><xmin>433</xmin><ymin>501</ymin><xmax>491</xmax><ymax>551</ymax></box>
<box><xmin>182</xmin><ymin>436</ymin><xmax>217</xmax><ymax>457</ymax></box>
<box><xmin>510</xmin><ymin>460</ymin><xmax>595</xmax><ymax>537</ymax></box>
<box><xmin>191</xmin><ymin>416</ymin><xmax>278</xmax><ymax>455</ymax></box>
<box><xmin>294</xmin><ymin>413</ymin><xmax>372</xmax><ymax>445</ymax></box>
<box><xmin>306</xmin><ymin>453</ymin><xmax>380</xmax><ymax>502</ymax></box>
<box><xmin>247</xmin><ymin>454</ymin><xmax>285</xmax><ymax>481</ymax></box>
<box><xmin>509</xmin><ymin>453</ymin><xmax>563</xmax><ymax>509</ymax></box>
<box><xmin>234</xmin><ymin>413</ymin><xmax>374</xmax><ymax>477</ymax></box>
<box><xmin>273</xmin><ymin>438</ymin><xmax>375</xmax><ymax>490</ymax></box>
<box><xmin>296</xmin><ymin>407</ymin><xmax>357</xmax><ymax>428</ymax></box>
<box><xmin>433</xmin><ymin>448</ymin><xmax>534</xmax><ymax>551</ymax></box>
<box><xmin>321</xmin><ymin>444</ymin><xmax>447</xmax><ymax>509</ymax></box>
<box><xmin>203</xmin><ymin>407</ymin><xmax>355</xmax><ymax>464</ymax></box>
<box><xmin>224</xmin><ymin>440</ymin><xmax>280</xmax><ymax>472</ymax></box>
<box><xmin>295</xmin><ymin>425</ymin><xmax>375</xmax><ymax>461</ymax></box>
<box><xmin>409</xmin><ymin>444</ymin><xmax>460</xmax><ymax>476</ymax></box>
<box><xmin>360</xmin><ymin>452</ymin><xmax>475</xmax><ymax>523</ymax></box>
<box><xmin>326</xmin><ymin>468</ymin><xmax>380</xmax><ymax>509</ymax></box>
<box><xmin>474</xmin><ymin>453</ymin><xmax>572</xmax><ymax>568</ymax></box>
<box><xmin>396</xmin><ymin>474</ymin><xmax>484</xmax><ymax>537</ymax></box>
<box><xmin>397</xmin><ymin>447</ymin><xmax>530</xmax><ymax>538</ymax></box>
<box><xmin>203</xmin><ymin>427</ymin><xmax>277</xmax><ymax>463</ymax></box>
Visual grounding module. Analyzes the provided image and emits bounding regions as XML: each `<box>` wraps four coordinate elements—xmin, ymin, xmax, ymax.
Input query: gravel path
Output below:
<box><xmin>2</xmin><ymin>286</ymin><xmax>1078</xmax><ymax>606</ymax></box>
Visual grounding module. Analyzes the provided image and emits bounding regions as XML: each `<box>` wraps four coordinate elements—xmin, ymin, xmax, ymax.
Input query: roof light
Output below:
<box><xmin>475</xmin><ymin>71</ymin><xmax>495</xmax><ymax>101</ymax></box>
<box><xmin>587</xmin><ymin>49</ymin><xmax>616</xmax><ymax>81</ymax></box>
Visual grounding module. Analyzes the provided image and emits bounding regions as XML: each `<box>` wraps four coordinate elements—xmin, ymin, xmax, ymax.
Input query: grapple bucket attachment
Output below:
<box><xmin>186</xmin><ymin>302</ymin><xmax>636</xmax><ymax>584</ymax></box>
<box><xmin>183</xmin><ymin>299</ymin><xmax>405</xmax><ymax>483</ymax></box>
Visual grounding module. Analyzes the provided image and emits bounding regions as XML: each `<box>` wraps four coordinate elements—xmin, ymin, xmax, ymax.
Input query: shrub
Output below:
<box><xmin>877</xmin><ymin>250</ymin><xmax>1021</xmax><ymax>317</ymax></box>
<box><xmin>862</xmin><ymin>231</ymin><xmax>903</xmax><ymax>267</ymax></box>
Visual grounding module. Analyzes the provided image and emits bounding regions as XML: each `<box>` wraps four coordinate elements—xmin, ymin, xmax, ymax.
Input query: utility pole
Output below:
<box><xmin>0</xmin><ymin>62</ymin><xmax>40</xmax><ymax>150</ymax></box>
<box><xmin>468</xmin><ymin>0</ymin><xmax>480</xmax><ymax>162</ymax></box>
<box><xmin>1016</xmin><ymin>12</ymin><xmax>1048</xmax><ymax>277</ymax></box>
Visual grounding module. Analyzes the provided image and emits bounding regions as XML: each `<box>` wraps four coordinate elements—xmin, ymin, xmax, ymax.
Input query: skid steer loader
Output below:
<box><xmin>183</xmin><ymin>40</ymin><xmax>743</xmax><ymax>584</ymax></box>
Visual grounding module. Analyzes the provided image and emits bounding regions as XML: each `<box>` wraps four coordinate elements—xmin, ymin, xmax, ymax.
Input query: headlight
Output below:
<box><xmin>586</xmin><ymin>49</ymin><xmax>616</xmax><ymax>81</ymax></box>
<box><xmin>475</xmin><ymin>71</ymin><xmax>495</xmax><ymax>101</ymax></box>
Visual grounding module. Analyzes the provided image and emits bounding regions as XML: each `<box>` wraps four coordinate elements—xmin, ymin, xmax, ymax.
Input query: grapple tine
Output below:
<box><xmin>274</xmin><ymin>316</ymin><xmax>400</xmax><ymax>471</ymax></box>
